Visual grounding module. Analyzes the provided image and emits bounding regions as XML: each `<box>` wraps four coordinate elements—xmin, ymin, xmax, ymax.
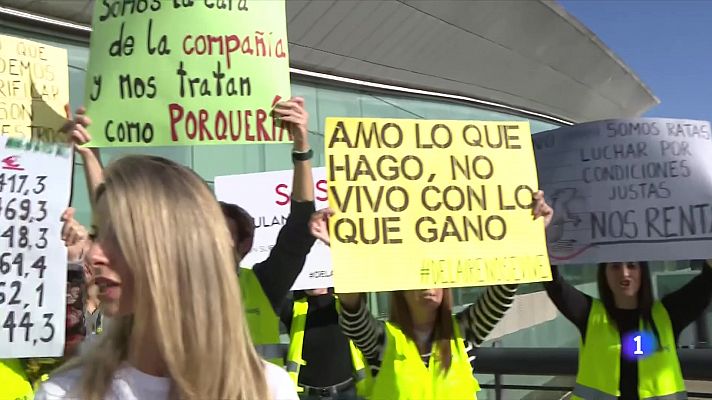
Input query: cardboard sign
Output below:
<box><xmin>325</xmin><ymin>117</ymin><xmax>551</xmax><ymax>293</ymax></box>
<box><xmin>0</xmin><ymin>137</ymin><xmax>72</xmax><ymax>358</ymax></box>
<box><xmin>0</xmin><ymin>35</ymin><xmax>69</xmax><ymax>142</ymax></box>
<box><xmin>215</xmin><ymin>168</ymin><xmax>331</xmax><ymax>290</ymax></box>
<box><xmin>85</xmin><ymin>0</ymin><xmax>291</xmax><ymax>147</ymax></box>
<box><xmin>534</xmin><ymin>118</ymin><xmax>712</xmax><ymax>264</ymax></box>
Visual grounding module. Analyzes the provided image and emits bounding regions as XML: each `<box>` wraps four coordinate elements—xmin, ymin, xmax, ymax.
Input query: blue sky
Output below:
<box><xmin>559</xmin><ymin>1</ymin><xmax>712</xmax><ymax>122</ymax></box>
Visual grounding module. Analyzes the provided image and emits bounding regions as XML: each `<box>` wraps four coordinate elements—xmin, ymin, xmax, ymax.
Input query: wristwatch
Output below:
<box><xmin>292</xmin><ymin>148</ymin><xmax>313</xmax><ymax>162</ymax></box>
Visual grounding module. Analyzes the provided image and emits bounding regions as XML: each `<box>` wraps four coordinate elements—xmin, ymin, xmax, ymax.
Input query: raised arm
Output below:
<box><xmin>65</xmin><ymin>105</ymin><xmax>103</xmax><ymax>203</ymax></box>
<box><xmin>284</xmin><ymin>97</ymin><xmax>314</xmax><ymax>203</ymax></box>
<box><xmin>338</xmin><ymin>293</ymin><xmax>385</xmax><ymax>363</ymax></box>
<box><xmin>456</xmin><ymin>190</ymin><xmax>559</xmax><ymax>345</ymax></box>
<box><xmin>661</xmin><ymin>259</ymin><xmax>712</xmax><ymax>338</ymax></box>
<box><xmin>456</xmin><ymin>284</ymin><xmax>518</xmax><ymax>347</ymax></box>
<box><xmin>542</xmin><ymin>265</ymin><xmax>593</xmax><ymax>336</ymax></box>
<box><xmin>534</xmin><ymin>189</ymin><xmax>593</xmax><ymax>335</ymax></box>
<box><xmin>252</xmin><ymin>97</ymin><xmax>317</xmax><ymax>311</ymax></box>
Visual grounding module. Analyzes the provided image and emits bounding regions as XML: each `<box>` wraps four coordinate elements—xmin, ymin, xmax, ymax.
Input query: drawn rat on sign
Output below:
<box><xmin>546</xmin><ymin>188</ymin><xmax>586</xmax><ymax>250</ymax></box>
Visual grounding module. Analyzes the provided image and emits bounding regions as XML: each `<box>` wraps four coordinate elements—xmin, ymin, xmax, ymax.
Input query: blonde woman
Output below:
<box><xmin>34</xmin><ymin>155</ymin><xmax>296</xmax><ymax>400</ymax></box>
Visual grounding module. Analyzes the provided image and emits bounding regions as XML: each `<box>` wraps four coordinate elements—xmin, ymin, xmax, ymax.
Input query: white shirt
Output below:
<box><xmin>34</xmin><ymin>361</ymin><xmax>298</xmax><ymax>400</ymax></box>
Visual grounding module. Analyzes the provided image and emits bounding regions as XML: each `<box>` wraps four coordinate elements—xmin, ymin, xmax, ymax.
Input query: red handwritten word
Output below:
<box><xmin>182</xmin><ymin>31</ymin><xmax>287</xmax><ymax>69</ymax></box>
<box><xmin>168</xmin><ymin>104</ymin><xmax>291</xmax><ymax>143</ymax></box>
<box><xmin>275</xmin><ymin>179</ymin><xmax>328</xmax><ymax>205</ymax></box>
<box><xmin>1</xmin><ymin>155</ymin><xmax>24</xmax><ymax>171</ymax></box>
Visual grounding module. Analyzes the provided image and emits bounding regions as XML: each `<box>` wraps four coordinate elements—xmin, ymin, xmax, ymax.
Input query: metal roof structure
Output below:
<box><xmin>0</xmin><ymin>0</ymin><xmax>659</xmax><ymax>123</ymax></box>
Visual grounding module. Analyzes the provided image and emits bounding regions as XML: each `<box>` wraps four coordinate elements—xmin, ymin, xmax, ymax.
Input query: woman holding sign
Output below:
<box><xmin>220</xmin><ymin>96</ymin><xmax>317</xmax><ymax>366</ymax></box>
<box><xmin>544</xmin><ymin>261</ymin><xmax>712</xmax><ymax>400</ymax></box>
<box><xmin>34</xmin><ymin>155</ymin><xmax>296</xmax><ymax>400</ymax></box>
<box><xmin>310</xmin><ymin>192</ymin><xmax>553</xmax><ymax>400</ymax></box>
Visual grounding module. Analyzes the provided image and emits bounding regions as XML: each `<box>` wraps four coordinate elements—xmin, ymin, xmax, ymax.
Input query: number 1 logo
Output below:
<box><xmin>633</xmin><ymin>335</ymin><xmax>643</xmax><ymax>355</ymax></box>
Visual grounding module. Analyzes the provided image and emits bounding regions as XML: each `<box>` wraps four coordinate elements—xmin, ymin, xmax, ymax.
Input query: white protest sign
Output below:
<box><xmin>0</xmin><ymin>136</ymin><xmax>72</xmax><ymax>358</ymax></box>
<box><xmin>535</xmin><ymin>118</ymin><xmax>712</xmax><ymax>264</ymax></box>
<box><xmin>215</xmin><ymin>167</ymin><xmax>330</xmax><ymax>290</ymax></box>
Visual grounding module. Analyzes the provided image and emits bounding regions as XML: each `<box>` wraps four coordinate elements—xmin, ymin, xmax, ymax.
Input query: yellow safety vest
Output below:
<box><xmin>370</xmin><ymin>319</ymin><xmax>480</xmax><ymax>400</ymax></box>
<box><xmin>0</xmin><ymin>359</ymin><xmax>34</xmax><ymax>400</ymax></box>
<box><xmin>286</xmin><ymin>297</ymin><xmax>372</xmax><ymax>397</ymax></box>
<box><xmin>238</xmin><ymin>267</ymin><xmax>286</xmax><ymax>366</ymax></box>
<box><xmin>573</xmin><ymin>300</ymin><xmax>686</xmax><ymax>400</ymax></box>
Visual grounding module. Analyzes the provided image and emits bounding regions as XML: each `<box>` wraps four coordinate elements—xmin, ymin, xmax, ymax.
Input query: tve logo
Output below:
<box><xmin>622</xmin><ymin>331</ymin><xmax>657</xmax><ymax>360</ymax></box>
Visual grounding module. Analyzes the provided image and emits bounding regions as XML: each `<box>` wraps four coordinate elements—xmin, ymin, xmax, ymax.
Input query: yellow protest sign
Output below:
<box><xmin>325</xmin><ymin>118</ymin><xmax>551</xmax><ymax>293</ymax></box>
<box><xmin>0</xmin><ymin>35</ymin><xmax>69</xmax><ymax>141</ymax></box>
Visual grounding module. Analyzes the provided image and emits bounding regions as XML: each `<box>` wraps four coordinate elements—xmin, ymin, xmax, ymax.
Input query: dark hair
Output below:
<box><xmin>597</xmin><ymin>262</ymin><xmax>661</xmax><ymax>347</ymax></box>
<box><xmin>390</xmin><ymin>289</ymin><xmax>454</xmax><ymax>372</ymax></box>
<box><xmin>219</xmin><ymin>201</ymin><xmax>255</xmax><ymax>258</ymax></box>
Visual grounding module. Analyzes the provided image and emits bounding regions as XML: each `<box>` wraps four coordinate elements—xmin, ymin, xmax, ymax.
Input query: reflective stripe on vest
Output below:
<box><xmin>286</xmin><ymin>297</ymin><xmax>373</xmax><ymax>396</ymax></box>
<box><xmin>572</xmin><ymin>383</ymin><xmax>618</xmax><ymax>400</ymax></box>
<box><xmin>238</xmin><ymin>268</ymin><xmax>284</xmax><ymax>367</ymax></box>
<box><xmin>644</xmin><ymin>393</ymin><xmax>688</xmax><ymax>400</ymax></box>
<box><xmin>573</xmin><ymin>300</ymin><xmax>686</xmax><ymax>400</ymax></box>
<box><xmin>370</xmin><ymin>319</ymin><xmax>480</xmax><ymax>400</ymax></box>
<box><xmin>254</xmin><ymin>343</ymin><xmax>289</xmax><ymax>361</ymax></box>
<box><xmin>0</xmin><ymin>359</ymin><xmax>34</xmax><ymax>400</ymax></box>
<box><xmin>349</xmin><ymin>339</ymin><xmax>368</xmax><ymax>391</ymax></box>
<box><xmin>353</xmin><ymin>366</ymin><xmax>366</xmax><ymax>382</ymax></box>
<box><xmin>572</xmin><ymin>384</ymin><xmax>687</xmax><ymax>400</ymax></box>
<box><xmin>285</xmin><ymin>360</ymin><xmax>300</xmax><ymax>373</ymax></box>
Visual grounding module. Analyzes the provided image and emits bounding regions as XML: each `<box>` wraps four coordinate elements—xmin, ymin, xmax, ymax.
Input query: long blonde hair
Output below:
<box><xmin>65</xmin><ymin>155</ymin><xmax>269</xmax><ymax>399</ymax></box>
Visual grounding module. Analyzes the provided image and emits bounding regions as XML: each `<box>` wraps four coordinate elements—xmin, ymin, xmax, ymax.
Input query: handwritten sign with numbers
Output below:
<box><xmin>0</xmin><ymin>136</ymin><xmax>72</xmax><ymax>358</ymax></box>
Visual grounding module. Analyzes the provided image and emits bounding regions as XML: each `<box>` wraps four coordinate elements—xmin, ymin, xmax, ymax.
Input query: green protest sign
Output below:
<box><xmin>85</xmin><ymin>0</ymin><xmax>291</xmax><ymax>147</ymax></box>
